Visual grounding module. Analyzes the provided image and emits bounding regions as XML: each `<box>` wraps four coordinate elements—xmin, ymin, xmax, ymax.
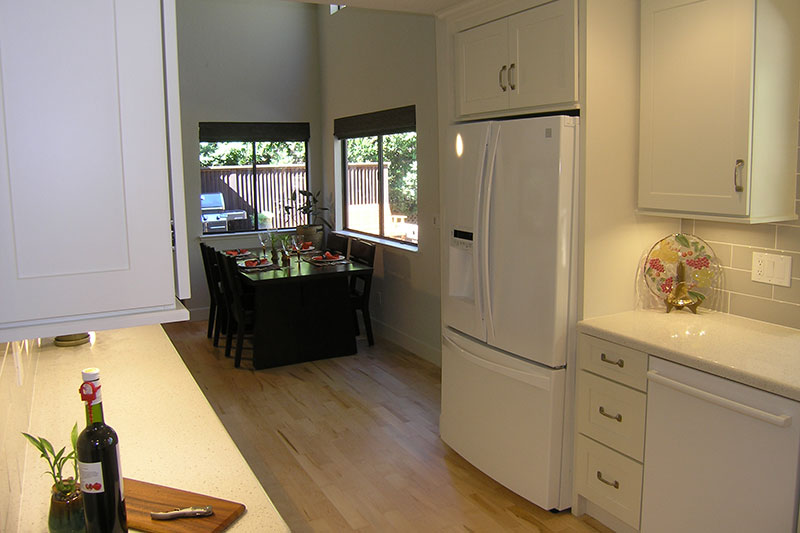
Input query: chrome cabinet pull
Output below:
<box><xmin>733</xmin><ymin>159</ymin><xmax>744</xmax><ymax>192</ymax></box>
<box><xmin>509</xmin><ymin>63</ymin><xmax>516</xmax><ymax>90</ymax></box>
<box><xmin>499</xmin><ymin>65</ymin><xmax>507</xmax><ymax>91</ymax></box>
<box><xmin>600</xmin><ymin>353</ymin><xmax>624</xmax><ymax>368</ymax></box>
<box><xmin>599</xmin><ymin>406</ymin><xmax>623</xmax><ymax>422</ymax></box>
<box><xmin>596</xmin><ymin>471</ymin><xmax>619</xmax><ymax>489</ymax></box>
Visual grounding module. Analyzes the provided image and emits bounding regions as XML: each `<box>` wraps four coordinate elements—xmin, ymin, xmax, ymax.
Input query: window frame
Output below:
<box><xmin>199</xmin><ymin>122</ymin><xmax>310</xmax><ymax>235</ymax></box>
<box><xmin>334</xmin><ymin>106</ymin><xmax>418</xmax><ymax>248</ymax></box>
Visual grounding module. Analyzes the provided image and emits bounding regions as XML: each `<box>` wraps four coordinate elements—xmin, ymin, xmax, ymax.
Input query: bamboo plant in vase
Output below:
<box><xmin>284</xmin><ymin>189</ymin><xmax>332</xmax><ymax>250</ymax></box>
<box><xmin>22</xmin><ymin>424</ymin><xmax>85</xmax><ymax>533</ymax></box>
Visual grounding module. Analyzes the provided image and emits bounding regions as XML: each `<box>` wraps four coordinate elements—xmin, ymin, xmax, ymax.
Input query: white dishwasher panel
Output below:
<box><xmin>641</xmin><ymin>356</ymin><xmax>800</xmax><ymax>533</ymax></box>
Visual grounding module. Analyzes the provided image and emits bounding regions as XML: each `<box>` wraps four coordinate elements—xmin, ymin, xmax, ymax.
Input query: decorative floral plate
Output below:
<box><xmin>644</xmin><ymin>233</ymin><xmax>721</xmax><ymax>309</ymax></box>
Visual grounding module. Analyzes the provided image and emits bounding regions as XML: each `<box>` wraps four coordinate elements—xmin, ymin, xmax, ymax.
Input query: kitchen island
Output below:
<box><xmin>16</xmin><ymin>325</ymin><xmax>289</xmax><ymax>532</ymax></box>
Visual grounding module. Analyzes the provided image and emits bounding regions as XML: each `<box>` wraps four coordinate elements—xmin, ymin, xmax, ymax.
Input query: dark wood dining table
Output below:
<box><xmin>239</xmin><ymin>256</ymin><xmax>373</xmax><ymax>369</ymax></box>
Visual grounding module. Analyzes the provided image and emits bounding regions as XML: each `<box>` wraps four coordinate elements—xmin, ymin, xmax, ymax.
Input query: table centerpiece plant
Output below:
<box><xmin>22</xmin><ymin>423</ymin><xmax>85</xmax><ymax>533</ymax></box>
<box><xmin>284</xmin><ymin>189</ymin><xmax>331</xmax><ymax>250</ymax></box>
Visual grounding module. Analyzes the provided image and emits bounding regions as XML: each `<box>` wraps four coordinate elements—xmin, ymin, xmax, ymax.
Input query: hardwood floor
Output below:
<box><xmin>163</xmin><ymin>320</ymin><xmax>611</xmax><ymax>533</ymax></box>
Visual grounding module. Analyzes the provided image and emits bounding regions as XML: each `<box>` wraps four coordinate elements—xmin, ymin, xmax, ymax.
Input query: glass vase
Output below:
<box><xmin>48</xmin><ymin>485</ymin><xmax>85</xmax><ymax>533</ymax></box>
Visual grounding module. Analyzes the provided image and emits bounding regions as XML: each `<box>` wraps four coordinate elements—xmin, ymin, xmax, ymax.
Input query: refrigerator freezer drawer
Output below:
<box><xmin>440</xmin><ymin>330</ymin><xmax>567</xmax><ymax>510</ymax></box>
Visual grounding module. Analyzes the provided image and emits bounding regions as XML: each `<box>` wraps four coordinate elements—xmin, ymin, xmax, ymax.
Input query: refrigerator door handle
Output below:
<box><xmin>443</xmin><ymin>333</ymin><xmax>552</xmax><ymax>391</ymax></box>
<box><xmin>647</xmin><ymin>370</ymin><xmax>791</xmax><ymax>428</ymax></box>
<box><xmin>480</xmin><ymin>127</ymin><xmax>498</xmax><ymax>341</ymax></box>
<box><xmin>474</xmin><ymin>129</ymin><xmax>491</xmax><ymax>327</ymax></box>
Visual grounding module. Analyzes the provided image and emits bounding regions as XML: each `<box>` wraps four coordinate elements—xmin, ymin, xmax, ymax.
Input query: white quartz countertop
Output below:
<box><xmin>578</xmin><ymin>309</ymin><xmax>800</xmax><ymax>401</ymax></box>
<box><xmin>18</xmin><ymin>325</ymin><xmax>289</xmax><ymax>532</ymax></box>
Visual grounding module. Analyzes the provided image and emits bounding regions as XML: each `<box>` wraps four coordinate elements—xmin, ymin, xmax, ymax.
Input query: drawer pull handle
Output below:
<box><xmin>499</xmin><ymin>65</ymin><xmax>508</xmax><ymax>91</ymax></box>
<box><xmin>596</xmin><ymin>471</ymin><xmax>619</xmax><ymax>489</ymax></box>
<box><xmin>600</xmin><ymin>353</ymin><xmax>624</xmax><ymax>368</ymax></box>
<box><xmin>599</xmin><ymin>406</ymin><xmax>622</xmax><ymax>422</ymax></box>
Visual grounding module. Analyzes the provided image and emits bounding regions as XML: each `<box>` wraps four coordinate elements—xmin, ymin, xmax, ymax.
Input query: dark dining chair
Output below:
<box><xmin>326</xmin><ymin>231</ymin><xmax>349</xmax><ymax>256</ymax></box>
<box><xmin>199</xmin><ymin>243</ymin><xmax>217</xmax><ymax>338</ymax></box>
<box><xmin>217</xmin><ymin>252</ymin><xmax>255</xmax><ymax>367</ymax></box>
<box><xmin>199</xmin><ymin>243</ymin><xmax>227</xmax><ymax>346</ymax></box>
<box><xmin>349</xmin><ymin>238</ymin><xmax>376</xmax><ymax>346</ymax></box>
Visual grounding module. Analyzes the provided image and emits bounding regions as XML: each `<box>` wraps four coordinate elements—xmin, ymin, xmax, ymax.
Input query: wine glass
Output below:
<box><xmin>291</xmin><ymin>234</ymin><xmax>305</xmax><ymax>268</ymax></box>
<box><xmin>257</xmin><ymin>231</ymin><xmax>271</xmax><ymax>259</ymax></box>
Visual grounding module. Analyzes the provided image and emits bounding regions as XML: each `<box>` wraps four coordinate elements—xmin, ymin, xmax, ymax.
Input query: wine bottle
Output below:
<box><xmin>77</xmin><ymin>368</ymin><xmax>128</xmax><ymax>533</ymax></box>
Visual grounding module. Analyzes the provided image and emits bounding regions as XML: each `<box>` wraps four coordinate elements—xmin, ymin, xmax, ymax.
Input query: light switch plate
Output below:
<box><xmin>751</xmin><ymin>252</ymin><xmax>793</xmax><ymax>287</ymax></box>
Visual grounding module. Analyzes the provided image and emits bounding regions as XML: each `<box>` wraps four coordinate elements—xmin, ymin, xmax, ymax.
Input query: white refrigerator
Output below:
<box><xmin>440</xmin><ymin>115</ymin><xmax>579</xmax><ymax>511</ymax></box>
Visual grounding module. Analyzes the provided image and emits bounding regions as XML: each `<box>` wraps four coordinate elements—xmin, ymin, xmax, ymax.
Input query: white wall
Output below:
<box><xmin>579</xmin><ymin>0</ymin><xmax>676</xmax><ymax>318</ymax></box>
<box><xmin>318</xmin><ymin>7</ymin><xmax>442</xmax><ymax>364</ymax></box>
<box><xmin>176</xmin><ymin>0</ymin><xmax>323</xmax><ymax>316</ymax></box>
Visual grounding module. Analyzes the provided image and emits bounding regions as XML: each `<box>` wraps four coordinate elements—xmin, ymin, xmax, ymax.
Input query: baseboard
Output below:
<box><xmin>373</xmin><ymin>319</ymin><xmax>441</xmax><ymax>367</ymax></box>
<box><xmin>186</xmin><ymin>305</ymin><xmax>209</xmax><ymax>323</ymax></box>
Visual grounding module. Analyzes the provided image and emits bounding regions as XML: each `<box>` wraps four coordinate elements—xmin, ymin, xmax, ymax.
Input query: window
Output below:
<box><xmin>198</xmin><ymin>122</ymin><xmax>310</xmax><ymax>234</ymax></box>
<box><xmin>335</xmin><ymin>106</ymin><xmax>418</xmax><ymax>245</ymax></box>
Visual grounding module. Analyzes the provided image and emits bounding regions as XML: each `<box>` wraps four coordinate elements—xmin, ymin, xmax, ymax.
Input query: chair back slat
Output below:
<box><xmin>326</xmin><ymin>232</ymin><xmax>349</xmax><ymax>256</ymax></box>
<box><xmin>218</xmin><ymin>252</ymin><xmax>248</xmax><ymax>323</ymax></box>
<box><xmin>349</xmin><ymin>239</ymin><xmax>375</xmax><ymax>267</ymax></box>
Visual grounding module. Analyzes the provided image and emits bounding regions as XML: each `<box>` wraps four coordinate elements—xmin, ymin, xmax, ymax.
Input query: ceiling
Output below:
<box><xmin>288</xmin><ymin>0</ymin><xmax>469</xmax><ymax>16</ymax></box>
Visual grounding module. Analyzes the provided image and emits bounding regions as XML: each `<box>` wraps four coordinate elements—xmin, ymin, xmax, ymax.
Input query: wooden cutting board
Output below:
<box><xmin>124</xmin><ymin>478</ymin><xmax>246</xmax><ymax>533</ymax></box>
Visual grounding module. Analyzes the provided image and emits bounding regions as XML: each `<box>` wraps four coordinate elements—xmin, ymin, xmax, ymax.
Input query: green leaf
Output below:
<box><xmin>675</xmin><ymin>234</ymin><xmax>690</xmax><ymax>249</ymax></box>
<box><xmin>53</xmin><ymin>446</ymin><xmax>65</xmax><ymax>465</ymax></box>
<box><xmin>41</xmin><ymin>437</ymin><xmax>55</xmax><ymax>457</ymax></box>
<box><xmin>21</xmin><ymin>433</ymin><xmax>46</xmax><ymax>455</ymax></box>
<box><xmin>688</xmin><ymin>291</ymin><xmax>706</xmax><ymax>301</ymax></box>
<box><xmin>70</xmin><ymin>423</ymin><xmax>78</xmax><ymax>451</ymax></box>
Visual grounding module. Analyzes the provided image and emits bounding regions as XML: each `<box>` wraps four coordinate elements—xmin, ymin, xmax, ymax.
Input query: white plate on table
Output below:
<box><xmin>225</xmin><ymin>249</ymin><xmax>254</xmax><ymax>258</ymax></box>
<box><xmin>310</xmin><ymin>254</ymin><xmax>346</xmax><ymax>264</ymax></box>
<box><xmin>237</xmin><ymin>258</ymin><xmax>272</xmax><ymax>271</ymax></box>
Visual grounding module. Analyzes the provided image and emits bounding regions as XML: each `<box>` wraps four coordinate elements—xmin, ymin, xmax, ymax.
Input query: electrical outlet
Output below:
<box><xmin>751</xmin><ymin>252</ymin><xmax>793</xmax><ymax>287</ymax></box>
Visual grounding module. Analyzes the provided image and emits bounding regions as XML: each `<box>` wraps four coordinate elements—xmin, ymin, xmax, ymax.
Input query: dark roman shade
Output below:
<box><xmin>333</xmin><ymin>105</ymin><xmax>416</xmax><ymax>139</ymax></box>
<box><xmin>199</xmin><ymin>122</ymin><xmax>310</xmax><ymax>142</ymax></box>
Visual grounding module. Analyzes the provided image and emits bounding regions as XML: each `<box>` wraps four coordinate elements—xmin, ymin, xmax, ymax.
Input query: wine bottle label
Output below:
<box><xmin>78</xmin><ymin>460</ymin><xmax>105</xmax><ymax>493</ymax></box>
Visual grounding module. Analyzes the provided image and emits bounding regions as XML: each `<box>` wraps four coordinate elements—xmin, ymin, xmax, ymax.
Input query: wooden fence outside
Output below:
<box><xmin>201</xmin><ymin>163</ymin><xmax>386</xmax><ymax>229</ymax></box>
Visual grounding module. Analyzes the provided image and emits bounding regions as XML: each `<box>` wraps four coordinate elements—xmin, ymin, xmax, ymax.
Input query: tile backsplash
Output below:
<box><xmin>680</xmin><ymin>137</ymin><xmax>800</xmax><ymax>330</ymax></box>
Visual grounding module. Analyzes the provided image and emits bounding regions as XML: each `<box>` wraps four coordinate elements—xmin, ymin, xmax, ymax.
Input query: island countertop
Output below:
<box><xmin>17</xmin><ymin>324</ymin><xmax>289</xmax><ymax>532</ymax></box>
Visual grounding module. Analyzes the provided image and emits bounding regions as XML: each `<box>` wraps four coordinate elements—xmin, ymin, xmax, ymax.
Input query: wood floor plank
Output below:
<box><xmin>162</xmin><ymin>321</ymin><xmax>610</xmax><ymax>533</ymax></box>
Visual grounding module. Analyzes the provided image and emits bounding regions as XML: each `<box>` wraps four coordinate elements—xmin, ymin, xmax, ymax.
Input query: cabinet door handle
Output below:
<box><xmin>733</xmin><ymin>159</ymin><xmax>744</xmax><ymax>192</ymax></box>
<box><xmin>508</xmin><ymin>63</ymin><xmax>516</xmax><ymax>90</ymax></box>
<box><xmin>600</xmin><ymin>353</ymin><xmax>624</xmax><ymax>368</ymax></box>
<box><xmin>499</xmin><ymin>65</ymin><xmax>507</xmax><ymax>92</ymax></box>
<box><xmin>596</xmin><ymin>471</ymin><xmax>619</xmax><ymax>489</ymax></box>
<box><xmin>599</xmin><ymin>406</ymin><xmax>623</xmax><ymax>422</ymax></box>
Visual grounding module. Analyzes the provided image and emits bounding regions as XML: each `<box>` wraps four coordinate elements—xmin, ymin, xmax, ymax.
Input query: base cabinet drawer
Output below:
<box><xmin>574</xmin><ymin>434</ymin><xmax>643</xmax><ymax>530</ymax></box>
<box><xmin>576</xmin><ymin>370</ymin><xmax>647</xmax><ymax>461</ymax></box>
<box><xmin>578</xmin><ymin>335</ymin><xmax>648</xmax><ymax>391</ymax></box>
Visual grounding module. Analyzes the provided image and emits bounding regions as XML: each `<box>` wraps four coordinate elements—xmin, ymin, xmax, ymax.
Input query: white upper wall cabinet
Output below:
<box><xmin>454</xmin><ymin>0</ymin><xmax>578</xmax><ymax>118</ymax></box>
<box><xmin>638</xmin><ymin>0</ymin><xmax>800</xmax><ymax>223</ymax></box>
<box><xmin>0</xmin><ymin>0</ymin><xmax>190</xmax><ymax>342</ymax></box>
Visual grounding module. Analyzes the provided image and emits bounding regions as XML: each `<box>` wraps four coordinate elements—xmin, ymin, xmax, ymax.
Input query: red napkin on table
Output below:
<box><xmin>225</xmin><ymin>248</ymin><xmax>249</xmax><ymax>256</ymax></box>
<box><xmin>244</xmin><ymin>259</ymin><xmax>267</xmax><ymax>267</ymax></box>
<box><xmin>302</xmin><ymin>241</ymin><xmax>312</xmax><ymax>250</ymax></box>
